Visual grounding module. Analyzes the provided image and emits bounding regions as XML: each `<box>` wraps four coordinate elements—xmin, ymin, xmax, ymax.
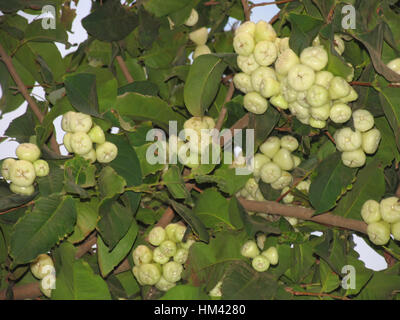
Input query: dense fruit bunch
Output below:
<box><xmin>240</xmin><ymin>238</ymin><xmax>279</xmax><ymax>272</ymax></box>
<box><xmin>30</xmin><ymin>254</ymin><xmax>55</xmax><ymax>298</ymax></box>
<box><xmin>1</xmin><ymin>143</ymin><xmax>49</xmax><ymax>196</ymax></box>
<box><xmin>131</xmin><ymin>223</ymin><xmax>195</xmax><ymax>292</ymax></box>
<box><xmin>185</xmin><ymin>8</ymin><xmax>213</xmax><ymax>59</ymax></box>
<box><xmin>362</xmin><ymin>197</ymin><xmax>400</xmax><ymax>245</ymax></box>
<box><xmin>62</xmin><ymin>111</ymin><xmax>118</xmax><ymax>164</ymax></box>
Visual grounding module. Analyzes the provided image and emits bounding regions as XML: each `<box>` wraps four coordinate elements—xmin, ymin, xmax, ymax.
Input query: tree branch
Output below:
<box><xmin>241</xmin><ymin>0</ymin><xmax>251</xmax><ymax>21</ymax></box>
<box><xmin>215</xmin><ymin>80</ymin><xmax>235</xmax><ymax>131</ymax></box>
<box><xmin>250</xmin><ymin>0</ymin><xmax>295</xmax><ymax>9</ymax></box>
<box><xmin>116</xmin><ymin>55</ymin><xmax>134</xmax><ymax>84</ymax></box>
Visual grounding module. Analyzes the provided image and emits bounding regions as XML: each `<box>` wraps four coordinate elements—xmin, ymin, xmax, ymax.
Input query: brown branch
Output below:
<box><xmin>204</xmin><ymin>0</ymin><xmax>219</xmax><ymax>5</ymax></box>
<box><xmin>116</xmin><ymin>55</ymin><xmax>134</xmax><ymax>84</ymax></box>
<box><xmin>215</xmin><ymin>80</ymin><xmax>235</xmax><ymax>131</ymax></box>
<box><xmin>269</xmin><ymin>11</ymin><xmax>281</xmax><ymax>24</ymax></box>
<box><xmin>0</xmin><ymin>201</ymin><xmax>34</xmax><ymax>216</ymax></box>
<box><xmin>285</xmin><ymin>287</ymin><xmax>350</xmax><ymax>300</ymax></box>
<box><xmin>350</xmin><ymin>81</ymin><xmax>400</xmax><ymax>88</ymax></box>
<box><xmin>75</xmin><ymin>232</ymin><xmax>97</xmax><ymax>259</ymax></box>
<box><xmin>241</xmin><ymin>0</ymin><xmax>251</xmax><ymax>21</ymax></box>
<box><xmin>219</xmin><ymin>113</ymin><xmax>250</xmax><ymax>147</ymax></box>
<box><xmin>250</xmin><ymin>0</ymin><xmax>295</xmax><ymax>9</ymax></box>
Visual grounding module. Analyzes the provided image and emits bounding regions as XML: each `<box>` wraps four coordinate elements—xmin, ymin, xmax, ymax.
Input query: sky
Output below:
<box><xmin>0</xmin><ymin>1</ymin><xmax>388</xmax><ymax>271</ymax></box>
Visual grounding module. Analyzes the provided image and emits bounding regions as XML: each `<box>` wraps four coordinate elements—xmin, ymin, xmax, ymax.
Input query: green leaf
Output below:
<box><xmin>143</xmin><ymin>0</ymin><xmax>193</xmax><ymax>17</ymax></box>
<box><xmin>134</xmin><ymin>143</ymin><xmax>165</xmax><ymax>177</ymax></box>
<box><xmin>97</xmin><ymin>219</ymin><xmax>138</xmax><ymax>277</ymax></box>
<box><xmin>64</xmin><ymin>73</ymin><xmax>100</xmax><ymax>117</ymax></box>
<box><xmin>248</xmin><ymin>107</ymin><xmax>280</xmax><ymax>150</ymax></box>
<box><xmin>98</xmin><ymin>166</ymin><xmax>127</xmax><ymax>199</ymax></box>
<box><xmin>68</xmin><ymin>198</ymin><xmax>98</xmax><ymax>244</ymax></box>
<box><xmin>0</xmin><ymin>180</ymin><xmax>36</xmax><ymax>212</ymax></box>
<box><xmin>184</xmin><ymin>54</ymin><xmax>227</xmax><ymax>117</ymax></box>
<box><xmin>162</xmin><ymin>165</ymin><xmax>190</xmax><ymax>199</ymax></box>
<box><xmin>309</xmin><ymin>152</ymin><xmax>357</xmax><ymax>214</ymax></box>
<box><xmin>319</xmin><ymin>259</ymin><xmax>340</xmax><ymax>293</ymax></box>
<box><xmin>24</xmin><ymin>20</ymin><xmax>68</xmax><ymax>44</ymax></box>
<box><xmin>160</xmin><ymin>284</ymin><xmax>209</xmax><ymax>300</ymax></box>
<box><xmin>118</xmin><ymin>81</ymin><xmax>159</xmax><ymax>96</ymax></box>
<box><xmin>82</xmin><ymin>1</ymin><xmax>138</xmax><ymax>42</ymax></box>
<box><xmin>286</xmin><ymin>242</ymin><xmax>316</xmax><ymax>283</ymax></box>
<box><xmin>4</xmin><ymin>108</ymin><xmax>36</xmax><ymax>142</ymax></box>
<box><xmin>10</xmin><ymin>195</ymin><xmax>77</xmax><ymax>265</ymax></box>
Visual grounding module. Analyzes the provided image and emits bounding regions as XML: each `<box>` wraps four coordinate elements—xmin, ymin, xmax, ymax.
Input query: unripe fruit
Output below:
<box><xmin>367</xmin><ymin>221</ymin><xmax>391</xmax><ymax>246</ymax></box>
<box><xmin>1</xmin><ymin>158</ymin><xmax>16</xmax><ymax>180</ymax></box>
<box><xmin>184</xmin><ymin>8</ymin><xmax>199</xmax><ymax>27</ymax></box>
<box><xmin>341</xmin><ymin>149</ymin><xmax>366</xmax><ymax>168</ymax></box>
<box><xmin>281</xmin><ymin>78</ymin><xmax>299</xmax><ymax>103</ymax></box>
<box><xmin>173</xmin><ymin>248</ymin><xmax>189</xmax><ymax>264</ymax></box>
<box><xmin>9</xmin><ymin>160</ymin><xmax>36</xmax><ymax>187</ymax></box>
<box><xmin>273</xmin><ymin>148</ymin><xmax>295</xmax><ymax>171</ymax></box>
<box><xmin>277</xmin><ymin>37</ymin><xmax>289</xmax><ymax>53</ymax></box>
<box><xmin>271</xmin><ymin>170</ymin><xmax>292</xmax><ymax>190</ymax></box>
<box><xmin>391</xmin><ymin>222</ymin><xmax>400</xmax><ymax>241</ymax></box>
<box><xmin>152</xmin><ymin>247</ymin><xmax>170</xmax><ymax>265</ymax></box>
<box><xmin>260</xmin><ymin>162</ymin><xmax>282</xmax><ymax>184</ymax></box>
<box><xmin>148</xmin><ymin>226</ymin><xmax>166</xmax><ymax>246</ymax></box>
<box><xmin>329</xmin><ymin>76</ymin><xmax>351</xmax><ymax>100</ymax></box>
<box><xmin>300</xmin><ymin>46</ymin><xmax>328</xmax><ymax>71</ymax></box>
<box><xmin>193</xmin><ymin>44</ymin><xmax>211</xmax><ymax>59</ymax></box>
<box><xmin>165</xmin><ymin>223</ymin><xmax>178</xmax><ymax>241</ymax></box>
<box><xmin>281</xmin><ymin>187</ymin><xmax>294</xmax><ymax>204</ymax></box>
<box><xmin>96</xmin><ymin>142</ymin><xmax>118</xmax><ymax>163</ymax></box>
<box><xmin>310</xmin><ymin>103</ymin><xmax>331</xmax><ymax>121</ymax></box>
<box><xmin>290</xmin><ymin>102</ymin><xmax>311</xmax><ymax>121</ymax></box>
<box><xmin>309</xmin><ymin>117</ymin><xmax>326</xmax><ymax>129</ymax></box>
<box><xmin>307</xmin><ymin>85</ymin><xmax>329</xmax><ymax>108</ymax></box>
<box><xmin>33</xmin><ymin>159</ymin><xmax>49</xmax><ymax>177</ymax></box>
<box><xmin>30</xmin><ymin>254</ymin><xmax>54</xmax><ymax>279</ymax></box>
<box><xmin>69</xmin><ymin>112</ymin><xmax>92</xmax><ymax>133</ymax></box>
<box><xmin>253</xmin><ymin>41</ymin><xmax>277</xmax><ymax>66</ymax></box>
<box><xmin>155</xmin><ymin>276</ymin><xmax>176</xmax><ymax>292</ymax></box>
<box><xmin>296</xmin><ymin>90</ymin><xmax>310</xmax><ymax>108</ymax></box>
<box><xmin>352</xmin><ymin>109</ymin><xmax>374</xmax><ymax>133</ymax></box>
<box><xmin>275</xmin><ymin>49</ymin><xmax>300</xmax><ymax>76</ymax></box>
<box><xmin>361</xmin><ymin>200</ymin><xmax>381</xmax><ymax>224</ymax></box>
<box><xmin>61</xmin><ymin>111</ymin><xmax>76</xmax><ymax>132</ymax></box>
<box><xmin>254</xmin><ymin>189</ymin><xmax>265</xmax><ymax>201</ymax></box>
<box><xmin>296</xmin><ymin>180</ymin><xmax>311</xmax><ymax>193</ymax></box>
<box><xmin>159</xmin><ymin>240</ymin><xmax>177</xmax><ymax>258</ymax></box>
<box><xmin>132</xmin><ymin>245</ymin><xmax>153</xmax><ymax>266</ymax></box>
<box><xmin>334</xmin><ymin>34</ymin><xmax>345</xmax><ymax>55</ymax></box>
<box><xmin>189</xmin><ymin>27</ymin><xmax>208</xmax><ymax>46</ymax></box>
<box><xmin>254</xmin><ymin>20</ymin><xmax>276</xmax><ymax>42</ymax></box>
<box><xmin>233</xmin><ymin>73</ymin><xmax>254</xmax><ymax>94</ymax></box>
<box><xmin>262</xmin><ymin>247</ymin><xmax>278</xmax><ymax>265</ymax></box>
<box><xmin>329</xmin><ymin>103</ymin><xmax>352</xmax><ymax>124</ymax></box>
<box><xmin>82</xmin><ymin>149</ymin><xmax>97</xmax><ymax>163</ymax></box>
<box><xmin>334</xmin><ymin>128</ymin><xmax>362</xmax><ymax>152</ymax></box>
<box><xmin>362</xmin><ymin>128</ymin><xmax>381</xmax><ymax>154</ymax></box>
<box><xmin>233</xmin><ymin>32</ymin><xmax>255</xmax><ymax>56</ymax></box>
<box><xmin>288</xmin><ymin>64</ymin><xmax>315</xmax><ymax>91</ymax></box>
<box><xmin>181</xmin><ymin>238</ymin><xmax>196</xmax><ymax>250</ymax></box>
<box><xmin>380</xmin><ymin>197</ymin><xmax>400</xmax><ymax>223</ymax></box>
<box><xmin>245</xmin><ymin>178</ymin><xmax>259</xmax><ymax>198</ymax></box>
<box><xmin>237</xmin><ymin>54</ymin><xmax>259</xmax><ymax>74</ymax></box>
<box><xmin>260</xmin><ymin>77</ymin><xmax>281</xmax><ymax>98</ymax></box>
<box><xmin>280</xmin><ymin>136</ymin><xmax>299</xmax><ymax>152</ymax></box>
<box><xmin>162</xmin><ymin>261</ymin><xmax>183</xmax><ymax>283</ymax></box>
<box><xmin>314</xmin><ymin>71</ymin><xmax>334</xmax><ymax>89</ymax></box>
<box><xmin>63</xmin><ymin>132</ymin><xmax>74</xmax><ymax>153</ymax></box>
<box><xmin>88</xmin><ymin>125</ymin><xmax>105</xmax><ymax>144</ymax></box>
<box><xmin>285</xmin><ymin>216</ymin><xmax>298</xmax><ymax>226</ymax></box>
<box><xmin>241</xmin><ymin>240</ymin><xmax>260</xmax><ymax>259</ymax></box>
<box><xmin>174</xmin><ymin>224</ymin><xmax>187</xmax><ymax>243</ymax></box>
<box><xmin>209</xmin><ymin>281</ymin><xmax>223</xmax><ymax>297</ymax></box>
<box><xmin>243</xmin><ymin>92</ymin><xmax>268</xmax><ymax>114</ymax></box>
<box><xmin>292</xmin><ymin>155</ymin><xmax>301</xmax><ymax>167</ymax></box>
<box><xmin>138</xmin><ymin>263</ymin><xmax>161</xmax><ymax>285</ymax></box>
<box><xmin>251</xmin><ymin>67</ymin><xmax>276</xmax><ymax>92</ymax></box>
<box><xmin>70</xmin><ymin>132</ymin><xmax>92</xmax><ymax>155</ymax></box>
<box><xmin>16</xmin><ymin>143</ymin><xmax>41</xmax><ymax>162</ymax></box>
<box><xmin>260</xmin><ymin>136</ymin><xmax>280</xmax><ymax>158</ymax></box>
<box><xmin>235</xmin><ymin>21</ymin><xmax>256</xmax><ymax>36</ymax></box>
<box><xmin>270</xmin><ymin>94</ymin><xmax>288</xmax><ymax>109</ymax></box>
<box><xmin>40</xmin><ymin>274</ymin><xmax>55</xmax><ymax>298</ymax></box>
<box><xmin>251</xmin><ymin>153</ymin><xmax>270</xmax><ymax>177</ymax></box>
<box><xmin>252</xmin><ymin>255</ymin><xmax>270</xmax><ymax>272</ymax></box>
<box><xmin>297</xmin><ymin>116</ymin><xmax>310</xmax><ymax>125</ymax></box>
<box><xmin>387</xmin><ymin>58</ymin><xmax>400</xmax><ymax>75</ymax></box>
<box><xmin>338</xmin><ymin>87</ymin><xmax>358</xmax><ymax>103</ymax></box>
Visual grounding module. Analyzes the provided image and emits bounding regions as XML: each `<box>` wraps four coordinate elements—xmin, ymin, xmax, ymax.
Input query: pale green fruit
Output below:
<box><xmin>193</xmin><ymin>44</ymin><xmax>211</xmax><ymax>59</ymax></box>
<box><xmin>245</xmin><ymin>178</ymin><xmax>259</xmax><ymax>198</ymax></box>
<box><xmin>254</xmin><ymin>20</ymin><xmax>276</xmax><ymax>42</ymax></box>
<box><xmin>251</xmin><ymin>153</ymin><xmax>270</xmax><ymax>178</ymax></box>
<box><xmin>296</xmin><ymin>90</ymin><xmax>311</xmax><ymax>108</ymax></box>
<box><xmin>281</xmin><ymin>78</ymin><xmax>299</xmax><ymax>103</ymax></box>
<box><xmin>61</xmin><ymin>111</ymin><xmax>77</xmax><ymax>132</ymax></box>
<box><xmin>30</xmin><ymin>254</ymin><xmax>54</xmax><ymax>280</ymax></box>
<box><xmin>387</xmin><ymin>58</ymin><xmax>400</xmax><ymax>75</ymax></box>
<box><xmin>138</xmin><ymin>263</ymin><xmax>161</xmax><ymax>285</ymax></box>
<box><xmin>273</xmin><ymin>148</ymin><xmax>295</xmax><ymax>171</ymax></box>
<box><xmin>209</xmin><ymin>281</ymin><xmax>223</xmax><ymax>297</ymax></box>
<box><xmin>96</xmin><ymin>142</ymin><xmax>118</xmax><ymax>163</ymax></box>
<box><xmin>63</xmin><ymin>132</ymin><xmax>74</xmax><ymax>153</ymax></box>
<box><xmin>361</xmin><ymin>199</ymin><xmax>381</xmax><ymax>224</ymax></box>
<box><xmin>237</xmin><ymin>54</ymin><xmax>259</xmax><ymax>74</ymax></box>
<box><xmin>270</xmin><ymin>94</ymin><xmax>288</xmax><ymax>109</ymax></box>
<box><xmin>275</xmin><ymin>49</ymin><xmax>300</xmax><ymax>76</ymax></box>
<box><xmin>259</xmin><ymin>136</ymin><xmax>280</xmax><ymax>158</ymax></box>
<box><xmin>260</xmin><ymin>77</ymin><xmax>281</xmax><ymax>98</ymax></box>
<box><xmin>133</xmin><ymin>245</ymin><xmax>153</xmax><ymax>266</ymax></box>
<box><xmin>132</xmin><ymin>266</ymin><xmax>143</xmax><ymax>285</ymax></box>
<box><xmin>329</xmin><ymin>103</ymin><xmax>352</xmax><ymax>124</ymax></box>
<box><xmin>260</xmin><ymin>162</ymin><xmax>282</xmax><ymax>184</ymax></box>
<box><xmin>235</xmin><ymin>21</ymin><xmax>256</xmax><ymax>36</ymax></box>
<box><xmin>9</xmin><ymin>160</ymin><xmax>36</xmax><ymax>187</ymax></box>
<box><xmin>277</xmin><ymin>37</ymin><xmax>289</xmax><ymax>53</ymax></box>
<box><xmin>241</xmin><ymin>240</ymin><xmax>260</xmax><ymax>258</ymax></box>
<box><xmin>262</xmin><ymin>247</ymin><xmax>279</xmax><ymax>265</ymax></box>
<box><xmin>152</xmin><ymin>247</ymin><xmax>169</xmax><ymax>265</ymax></box>
<box><xmin>82</xmin><ymin>148</ymin><xmax>97</xmax><ymax>163</ymax></box>
<box><xmin>155</xmin><ymin>276</ymin><xmax>176</xmax><ymax>292</ymax></box>
<box><xmin>184</xmin><ymin>8</ymin><xmax>198</xmax><ymax>27</ymax></box>
<box><xmin>173</xmin><ymin>248</ymin><xmax>189</xmax><ymax>264</ymax></box>
<box><xmin>243</xmin><ymin>92</ymin><xmax>268</xmax><ymax>114</ymax></box>
<box><xmin>334</xmin><ymin>128</ymin><xmax>362</xmax><ymax>152</ymax></box>
<box><xmin>341</xmin><ymin>148</ymin><xmax>366</xmax><ymax>168</ymax></box>
<box><xmin>233</xmin><ymin>73</ymin><xmax>254</xmax><ymax>94</ymax></box>
<box><xmin>312</xmin><ymin>35</ymin><xmax>321</xmax><ymax>46</ymax></box>
<box><xmin>253</xmin><ymin>40</ymin><xmax>277</xmax><ymax>66</ymax></box>
<box><xmin>16</xmin><ymin>143</ymin><xmax>41</xmax><ymax>162</ymax></box>
<box><xmin>33</xmin><ymin>159</ymin><xmax>49</xmax><ymax>177</ymax></box>
<box><xmin>233</xmin><ymin>32</ymin><xmax>255</xmax><ymax>56</ymax></box>
<box><xmin>163</xmin><ymin>261</ymin><xmax>183</xmax><ymax>283</ymax></box>
<box><xmin>40</xmin><ymin>275</ymin><xmax>55</xmax><ymax>298</ymax></box>
<box><xmin>292</xmin><ymin>155</ymin><xmax>301</xmax><ymax>167</ymax></box>
<box><xmin>148</xmin><ymin>226</ymin><xmax>166</xmax><ymax>246</ymax></box>
<box><xmin>334</xmin><ymin>34</ymin><xmax>345</xmax><ymax>55</ymax></box>
<box><xmin>345</xmin><ymin>62</ymin><xmax>355</xmax><ymax>82</ymax></box>
<box><xmin>309</xmin><ymin>117</ymin><xmax>326</xmax><ymax>129</ymax></box>
<box><xmin>240</xmin><ymin>188</ymin><xmax>249</xmax><ymax>198</ymax></box>
<box><xmin>165</xmin><ymin>223</ymin><xmax>178</xmax><ymax>241</ymax></box>
<box><xmin>362</xmin><ymin>128</ymin><xmax>381</xmax><ymax>154</ymax></box>
<box><xmin>189</xmin><ymin>27</ymin><xmax>208</xmax><ymax>46</ymax></box>
<box><xmin>159</xmin><ymin>240</ymin><xmax>177</xmax><ymax>258</ymax></box>
<box><xmin>88</xmin><ymin>125</ymin><xmax>105</xmax><ymax>144</ymax></box>
<box><xmin>184</xmin><ymin>116</ymin><xmax>209</xmax><ymax>133</ymax></box>
<box><xmin>252</xmin><ymin>255</ymin><xmax>270</xmax><ymax>272</ymax></box>
<box><xmin>380</xmin><ymin>197</ymin><xmax>400</xmax><ymax>223</ymax></box>
<box><xmin>314</xmin><ymin>70</ymin><xmax>334</xmax><ymax>89</ymax></box>
<box><xmin>271</xmin><ymin>171</ymin><xmax>292</xmax><ymax>190</ymax></box>
<box><xmin>1</xmin><ymin>158</ymin><xmax>16</xmax><ymax>180</ymax></box>
<box><xmin>177</xmin><ymin>144</ymin><xmax>200</xmax><ymax>168</ymax></box>
<box><xmin>285</xmin><ymin>216</ymin><xmax>298</xmax><ymax>226</ymax></box>
<box><xmin>391</xmin><ymin>222</ymin><xmax>400</xmax><ymax>241</ymax></box>
<box><xmin>70</xmin><ymin>132</ymin><xmax>93</xmax><ymax>155</ymax></box>
<box><xmin>352</xmin><ymin>109</ymin><xmax>374</xmax><ymax>133</ymax></box>
<box><xmin>338</xmin><ymin>87</ymin><xmax>358</xmax><ymax>103</ymax></box>
<box><xmin>296</xmin><ymin>180</ymin><xmax>311</xmax><ymax>193</ymax></box>
<box><xmin>281</xmin><ymin>187</ymin><xmax>294</xmax><ymax>204</ymax></box>
<box><xmin>174</xmin><ymin>224</ymin><xmax>187</xmax><ymax>242</ymax></box>
<box><xmin>329</xmin><ymin>76</ymin><xmax>351</xmax><ymax>100</ymax></box>
<box><xmin>310</xmin><ymin>103</ymin><xmax>331</xmax><ymax>121</ymax></box>
<box><xmin>367</xmin><ymin>221</ymin><xmax>391</xmax><ymax>246</ymax></box>
<box><xmin>69</xmin><ymin>112</ymin><xmax>92</xmax><ymax>133</ymax></box>
<box><xmin>251</xmin><ymin>66</ymin><xmax>276</xmax><ymax>92</ymax></box>
<box><xmin>280</xmin><ymin>136</ymin><xmax>299</xmax><ymax>152</ymax></box>
<box><xmin>10</xmin><ymin>183</ymin><xmax>35</xmax><ymax>196</ymax></box>
<box><xmin>307</xmin><ymin>85</ymin><xmax>329</xmax><ymax>108</ymax></box>
<box><xmin>256</xmin><ymin>233</ymin><xmax>266</xmax><ymax>250</ymax></box>
<box><xmin>297</xmin><ymin>116</ymin><xmax>310</xmax><ymax>125</ymax></box>
<box><xmin>288</xmin><ymin>64</ymin><xmax>315</xmax><ymax>91</ymax></box>
<box><xmin>300</xmin><ymin>46</ymin><xmax>328</xmax><ymax>71</ymax></box>
<box><xmin>254</xmin><ymin>189</ymin><xmax>265</xmax><ymax>201</ymax></box>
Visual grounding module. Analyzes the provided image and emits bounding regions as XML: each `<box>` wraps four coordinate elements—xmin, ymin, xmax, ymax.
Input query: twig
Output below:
<box><xmin>0</xmin><ymin>201</ymin><xmax>35</xmax><ymax>216</ymax></box>
<box><xmin>241</xmin><ymin>0</ymin><xmax>251</xmax><ymax>21</ymax></box>
<box><xmin>285</xmin><ymin>287</ymin><xmax>350</xmax><ymax>300</ymax></box>
<box><xmin>204</xmin><ymin>0</ymin><xmax>219</xmax><ymax>5</ymax></box>
<box><xmin>116</xmin><ymin>55</ymin><xmax>134</xmax><ymax>84</ymax></box>
<box><xmin>215</xmin><ymin>80</ymin><xmax>235</xmax><ymax>131</ymax></box>
<box><xmin>350</xmin><ymin>81</ymin><xmax>400</xmax><ymax>88</ymax></box>
<box><xmin>269</xmin><ymin>11</ymin><xmax>281</xmax><ymax>24</ymax></box>
<box><xmin>75</xmin><ymin>232</ymin><xmax>97</xmax><ymax>259</ymax></box>
<box><xmin>219</xmin><ymin>113</ymin><xmax>249</xmax><ymax>147</ymax></box>
<box><xmin>250</xmin><ymin>0</ymin><xmax>295</xmax><ymax>9</ymax></box>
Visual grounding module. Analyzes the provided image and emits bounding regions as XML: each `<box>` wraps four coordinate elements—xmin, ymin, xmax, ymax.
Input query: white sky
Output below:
<box><xmin>0</xmin><ymin>1</ymin><xmax>388</xmax><ymax>271</ymax></box>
